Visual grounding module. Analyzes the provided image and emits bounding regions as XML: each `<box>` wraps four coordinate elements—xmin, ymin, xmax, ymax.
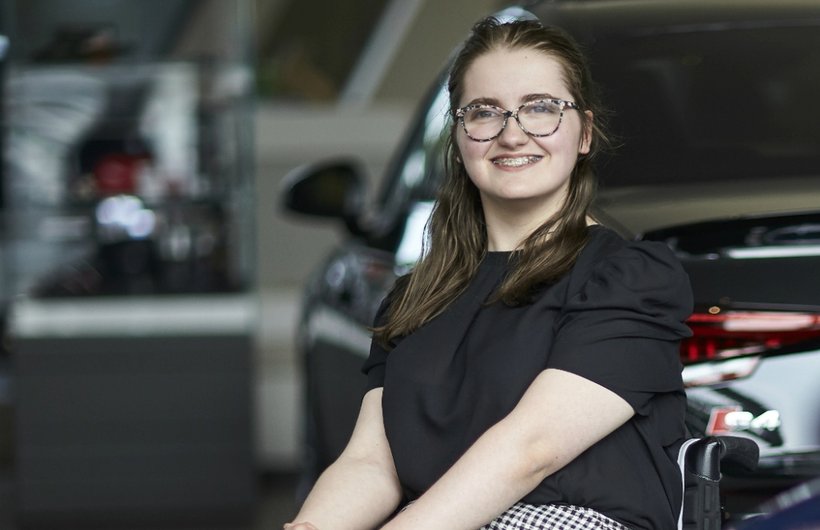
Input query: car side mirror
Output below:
<box><xmin>280</xmin><ymin>158</ymin><xmax>367</xmax><ymax>236</ymax></box>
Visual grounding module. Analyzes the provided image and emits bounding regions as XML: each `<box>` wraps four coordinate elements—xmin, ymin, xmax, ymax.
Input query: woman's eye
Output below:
<box><xmin>471</xmin><ymin>108</ymin><xmax>501</xmax><ymax>120</ymax></box>
<box><xmin>527</xmin><ymin>102</ymin><xmax>558</xmax><ymax>114</ymax></box>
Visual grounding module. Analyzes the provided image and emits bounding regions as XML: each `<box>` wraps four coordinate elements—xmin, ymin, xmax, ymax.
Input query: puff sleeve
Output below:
<box><xmin>549</xmin><ymin>240</ymin><xmax>693</xmax><ymax>415</ymax></box>
<box><xmin>362</xmin><ymin>272</ymin><xmax>412</xmax><ymax>390</ymax></box>
<box><xmin>361</xmin><ymin>297</ymin><xmax>391</xmax><ymax>390</ymax></box>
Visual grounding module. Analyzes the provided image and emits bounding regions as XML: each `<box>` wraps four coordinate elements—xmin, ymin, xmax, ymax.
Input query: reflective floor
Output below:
<box><xmin>0</xmin><ymin>466</ymin><xmax>301</xmax><ymax>530</ymax></box>
<box><xmin>0</xmin><ymin>358</ymin><xmax>302</xmax><ymax>529</ymax></box>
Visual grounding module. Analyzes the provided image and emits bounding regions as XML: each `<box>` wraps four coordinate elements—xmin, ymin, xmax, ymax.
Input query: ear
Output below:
<box><xmin>578</xmin><ymin>110</ymin><xmax>593</xmax><ymax>155</ymax></box>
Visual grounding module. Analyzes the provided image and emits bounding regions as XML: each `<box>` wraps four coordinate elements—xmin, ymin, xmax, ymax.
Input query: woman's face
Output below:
<box><xmin>455</xmin><ymin>47</ymin><xmax>591</xmax><ymax>216</ymax></box>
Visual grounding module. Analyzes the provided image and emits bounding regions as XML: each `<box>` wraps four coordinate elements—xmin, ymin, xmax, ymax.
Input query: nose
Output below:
<box><xmin>496</xmin><ymin>116</ymin><xmax>530</xmax><ymax>147</ymax></box>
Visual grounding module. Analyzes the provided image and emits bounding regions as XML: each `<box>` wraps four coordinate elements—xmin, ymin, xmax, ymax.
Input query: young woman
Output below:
<box><xmin>285</xmin><ymin>16</ymin><xmax>692</xmax><ymax>530</ymax></box>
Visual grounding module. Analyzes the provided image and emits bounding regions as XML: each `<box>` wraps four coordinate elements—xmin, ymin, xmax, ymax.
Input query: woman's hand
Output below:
<box><xmin>283</xmin><ymin>522</ymin><xmax>319</xmax><ymax>530</ymax></box>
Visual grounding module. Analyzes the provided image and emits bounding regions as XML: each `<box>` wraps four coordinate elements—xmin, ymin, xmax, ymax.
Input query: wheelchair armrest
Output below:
<box><xmin>716</xmin><ymin>436</ymin><xmax>759</xmax><ymax>475</ymax></box>
<box><xmin>681</xmin><ymin>436</ymin><xmax>759</xmax><ymax>479</ymax></box>
<box><xmin>678</xmin><ymin>436</ymin><xmax>760</xmax><ymax>530</ymax></box>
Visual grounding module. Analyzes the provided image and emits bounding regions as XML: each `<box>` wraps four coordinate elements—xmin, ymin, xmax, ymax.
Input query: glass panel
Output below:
<box><xmin>0</xmin><ymin>1</ymin><xmax>254</xmax><ymax>299</ymax></box>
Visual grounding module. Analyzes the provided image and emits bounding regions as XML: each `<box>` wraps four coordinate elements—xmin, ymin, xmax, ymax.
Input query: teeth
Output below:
<box><xmin>493</xmin><ymin>156</ymin><xmax>541</xmax><ymax>167</ymax></box>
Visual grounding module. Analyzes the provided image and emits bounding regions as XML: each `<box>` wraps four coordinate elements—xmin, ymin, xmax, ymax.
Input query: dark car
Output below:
<box><xmin>281</xmin><ymin>0</ymin><xmax>820</xmax><ymax>519</ymax></box>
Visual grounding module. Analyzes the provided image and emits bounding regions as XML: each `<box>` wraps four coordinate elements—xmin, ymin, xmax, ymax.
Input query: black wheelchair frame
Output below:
<box><xmin>678</xmin><ymin>436</ymin><xmax>760</xmax><ymax>530</ymax></box>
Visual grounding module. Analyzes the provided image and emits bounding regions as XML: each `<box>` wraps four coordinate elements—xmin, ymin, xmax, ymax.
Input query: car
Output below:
<box><xmin>281</xmin><ymin>0</ymin><xmax>820</xmax><ymax>520</ymax></box>
<box><xmin>730</xmin><ymin>477</ymin><xmax>820</xmax><ymax>529</ymax></box>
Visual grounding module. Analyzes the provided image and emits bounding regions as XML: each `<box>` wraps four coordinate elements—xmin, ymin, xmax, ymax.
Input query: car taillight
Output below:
<box><xmin>681</xmin><ymin>310</ymin><xmax>820</xmax><ymax>387</ymax></box>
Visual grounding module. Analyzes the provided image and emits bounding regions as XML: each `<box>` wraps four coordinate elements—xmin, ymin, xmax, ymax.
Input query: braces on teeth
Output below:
<box><xmin>494</xmin><ymin>156</ymin><xmax>540</xmax><ymax>167</ymax></box>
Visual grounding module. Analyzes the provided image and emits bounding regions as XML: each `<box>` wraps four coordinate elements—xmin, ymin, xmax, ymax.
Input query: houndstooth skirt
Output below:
<box><xmin>479</xmin><ymin>502</ymin><xmax>631</xmax><ymax>530</ymax></box>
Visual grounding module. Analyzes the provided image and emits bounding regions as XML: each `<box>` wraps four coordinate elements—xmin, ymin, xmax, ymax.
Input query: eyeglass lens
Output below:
<box><xmin>462</xmin><ymin>100</ymin><xmax>564</xmax><ymax>140</ymax></box>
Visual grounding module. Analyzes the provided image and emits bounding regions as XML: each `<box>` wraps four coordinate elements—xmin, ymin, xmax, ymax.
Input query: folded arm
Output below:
<box><xmin>380</xmin><ymin>368</ymin><xmax>634</xmax><ymax>530</ymax></box>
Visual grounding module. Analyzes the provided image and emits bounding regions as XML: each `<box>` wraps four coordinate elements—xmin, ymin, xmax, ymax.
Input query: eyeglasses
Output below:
<box><xmin>455</xmin><ymin>98</ymin><xmax>580</xmax><ymax>142</ymax></box>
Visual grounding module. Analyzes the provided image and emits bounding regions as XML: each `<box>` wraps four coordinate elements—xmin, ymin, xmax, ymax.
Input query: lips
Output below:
<box><xmin>491</xmin><ymin>155</ymin><xmax>543</xmax><ymax>167</ymax></box>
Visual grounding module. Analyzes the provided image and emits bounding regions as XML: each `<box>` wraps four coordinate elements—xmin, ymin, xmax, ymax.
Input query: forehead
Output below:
<box><xmin>460</xmin><ymin>47</ymin><xmax>570</xmax><ymax>105</ymax></box>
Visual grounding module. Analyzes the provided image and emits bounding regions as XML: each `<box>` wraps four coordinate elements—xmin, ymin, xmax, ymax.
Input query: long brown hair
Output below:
<box><xmin>375</xmin><ymin>17</ymin><xmax>611</xmax><ymax>346</ymax></box>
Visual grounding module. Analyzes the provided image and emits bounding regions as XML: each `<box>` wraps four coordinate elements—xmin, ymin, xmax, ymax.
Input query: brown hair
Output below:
<box><xmin>376</xmin><ymin>17</ymin><xmax>611</xmax><ymax>346</ymax></box>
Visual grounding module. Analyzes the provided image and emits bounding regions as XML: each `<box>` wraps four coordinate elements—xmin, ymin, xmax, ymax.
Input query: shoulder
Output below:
<box><xmin>575</xmin><ymin>225</ymin><xmax>687</xmax><ymax>282</ymax></box>
<box><xmin>567</xmin><ymin>225</ymin><xmax>693</xmax><ymax>317</ymax></box>
<box><xmin>580</xmin><ymin>225</ymin><xmax>678</xmax><ymax>265</ymax></box>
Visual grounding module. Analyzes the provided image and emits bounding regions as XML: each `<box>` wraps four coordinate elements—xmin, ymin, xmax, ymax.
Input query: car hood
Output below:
<box><xmin>595</xmin><ymin>176</ymin><xmax>820</xmax><ymax>236</ymax></box>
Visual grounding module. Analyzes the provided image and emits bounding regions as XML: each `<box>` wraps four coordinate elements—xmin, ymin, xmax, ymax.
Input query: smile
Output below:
<box><xmin>491</xmin><ymin>155</ymin><xmax>543</xmax><ymax>168</ymax></box>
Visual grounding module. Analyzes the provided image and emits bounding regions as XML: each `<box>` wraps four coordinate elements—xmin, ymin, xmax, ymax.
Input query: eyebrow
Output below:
<box><xmin>464</xmin><ymin>97</ymin><xmax>501</xmax><ymax>107</ymax></box>
<box><xmin>463</xmin><ymin>93</ymin><xmax>559</xmax><ymax>107</ymax></box>
<box><xmin>522</xmin><ymin>93</ymin><xmax>558</xmax><ymax>102</ymax></box>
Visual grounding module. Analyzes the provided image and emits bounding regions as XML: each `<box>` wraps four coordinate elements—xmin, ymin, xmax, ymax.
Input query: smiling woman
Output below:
<box><xmin>285</xmin><ymin>16</ymin><xmax>693</xmax><ymax>530</ymax></box>
<box><xmin>281</xmin><ymin>3</ymin><xmax>820</xmax><ymax>528</ymax></box>
<box><xmin>453</xmin><ymin>48</ymin><xmax>590</xmax><ymax>242</ymax></box>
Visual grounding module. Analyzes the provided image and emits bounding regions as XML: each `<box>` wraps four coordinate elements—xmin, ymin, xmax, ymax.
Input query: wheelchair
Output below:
<box><xmin>678</xmin><ymin>436</ymin><xmax>760</xmax><ymax>530</ymax></box>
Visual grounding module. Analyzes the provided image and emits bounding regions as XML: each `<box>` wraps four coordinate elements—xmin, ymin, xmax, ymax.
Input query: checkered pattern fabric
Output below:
<box><xmin>480</xmin><ymin>502</ymin><xmax>631</xmax><ymax>530</ymax></box>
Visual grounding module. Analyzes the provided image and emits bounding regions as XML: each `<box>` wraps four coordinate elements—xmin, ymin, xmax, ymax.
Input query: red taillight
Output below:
<box><xmin>681</xmin><ymin>310</ymin><xmax>820</xmax><ymax>365</ymax></box>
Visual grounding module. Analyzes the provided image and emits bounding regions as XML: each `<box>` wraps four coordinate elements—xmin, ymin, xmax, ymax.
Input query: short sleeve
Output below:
<box><xmin>550</xmin><ymin>240</ymin><xmax>693</xmax><ymax>415</ymax></box>
<box><xmin>361</xmin><ymin>296</ymin><xmax>391</xmax><ymax>390</ymax></box>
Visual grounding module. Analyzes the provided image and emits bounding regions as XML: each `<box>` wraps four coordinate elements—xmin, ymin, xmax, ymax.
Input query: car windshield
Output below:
<box><xmin>377</xmin><ymin>80</ymin><xmax>449</xmax><ymax>210</ymax></box>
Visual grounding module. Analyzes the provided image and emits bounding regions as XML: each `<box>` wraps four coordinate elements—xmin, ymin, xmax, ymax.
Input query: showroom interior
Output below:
<box><xmin>5</xmin><ymin>0</ymin><xmax>820</xmax><ymax>529</ymax></box>
<box><xmin>0</xmin><ymin>0</ymin><xmax>500</xmax><ymax>527</ymax></box>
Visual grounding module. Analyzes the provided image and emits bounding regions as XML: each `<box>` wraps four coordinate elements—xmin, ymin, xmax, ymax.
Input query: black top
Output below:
<box><xmin>362</xmin><ymin>226</ymin><xmax>693</xmax><ymax>530</ymax></box>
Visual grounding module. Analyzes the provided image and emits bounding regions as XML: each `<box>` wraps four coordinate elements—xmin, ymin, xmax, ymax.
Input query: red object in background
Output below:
<box><xmin>706</xmin><ymin>406</ymin><xmax>743</xmax><ymax>435</ymax></box>
<box><xmin>93</xmin><ymin>153</ymin><xmax>147</xmax><ymax>196</ymax></box>
<box><xmin>681</xmin><ymin>311</ymin><xmax>820</xmax><ymax>365</ymax></box>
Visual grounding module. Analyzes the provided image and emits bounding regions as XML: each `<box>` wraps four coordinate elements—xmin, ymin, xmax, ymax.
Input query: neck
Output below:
<box><xmin>483</xmin><ymin>196</ymin><xmax>562</xmax><ymax>251</ymax></box>
<box><xmin>482</xmin><ymin>204</ymin><xmax>598</xmax><ymax>252</ymax></box>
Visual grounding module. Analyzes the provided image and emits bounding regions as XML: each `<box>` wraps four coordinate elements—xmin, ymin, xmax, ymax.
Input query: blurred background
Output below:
<box><xmin>0</xmin><ymin>0</ymin><xmax>503</xmax><ymax>527</ymax></box>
